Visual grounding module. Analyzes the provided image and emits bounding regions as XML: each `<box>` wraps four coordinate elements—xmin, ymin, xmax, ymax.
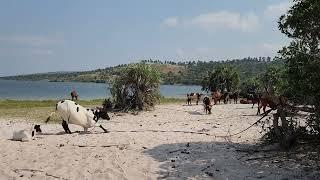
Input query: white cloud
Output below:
<box><xmin>162</xmin><ymin>17</ymin><xmax>178</xmax><ymax>27</ymax></box>
<box><xmin>187</xmin><ymin>11</ymin><xmax>259</xmax><ymax>32</ymax></box>
<box><xmin>264</xmin><ymin>1</ymin><xmax>292</xmax><ymax>19</ymax></box>
<box><xmin>0</xmin><ymin>34</ymin><xmax>64</xmax><ymax>46</ymax></box>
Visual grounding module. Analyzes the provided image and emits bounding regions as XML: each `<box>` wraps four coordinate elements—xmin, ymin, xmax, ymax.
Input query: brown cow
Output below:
<box><xmin>248</xmin><ymin>93</ymin><xmax>260</xmax><ymax>108</ymax></box>
<box><xmin>71</xmin><ymin>90</ymin><xmax>78</xmax><ymax>101</ymax></box>
<box><xmin>212</xmin><ymin>90</ymin><xmax>221</xmax><ymax>105</ymax></box>
<box><xmin>211</xmin><ymin>90</ymin><xmax>229</xmax><ymax>104</ymax></box>
<box><xmin>186</xmin><ymin>92</ymin><xmax>202</xmax><ymax>105</ymax></box>
<box><xmin>186</xmin><ymin>93</ymin><xmax>192</xmax><ymax>105</ymax></box>
<box><xmin>229</xmin><ymin>92</ymin><xmax>239</xmax><ymax>104</ymax></box>
<box><xmin>257</xmin><ymin>93</ymin><xmax>288</xmax><ymax>115</ymax></box>
<box><xmin>203</xmin><ymin>96</ymin><xmax>212</xmax><ymax>114</ymax></box>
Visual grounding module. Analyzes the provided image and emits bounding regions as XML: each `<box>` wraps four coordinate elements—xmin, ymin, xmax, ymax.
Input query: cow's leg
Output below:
<box><xmin>62</xmin><ymin>120</ymin><xmax>72</xmax><ymax>134</ymax></box>
<box><xmin>83</xmin><ymin>127</ymin><xmax>88</xmax><ymax>133</ymax></box>
<box><xmin>99</xmin><ymin>124</ymin><xmax>109</xmax><ymax>133</ymax></box>
<box><xmin>62</xmin><ymin>120</ymin><xmax>68</xmax><ymax>133</ymax></box>
<box><xmin>257</xmin><ymin>104</ymin><xmax>262</xmax><ymax>115</ymax></box>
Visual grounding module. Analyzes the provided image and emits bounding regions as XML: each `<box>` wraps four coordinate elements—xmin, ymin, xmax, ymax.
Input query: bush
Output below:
<box><xmin>110</xmin><ymin>63</ymin><xmax>161</xmax><ymax>111</ymax></box>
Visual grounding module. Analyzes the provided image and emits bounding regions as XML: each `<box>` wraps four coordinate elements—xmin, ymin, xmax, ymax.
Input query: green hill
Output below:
<box><xmin>0</xmin><ymin>57</ymin><xmax>282</xmax><ymax>85</ymax></box>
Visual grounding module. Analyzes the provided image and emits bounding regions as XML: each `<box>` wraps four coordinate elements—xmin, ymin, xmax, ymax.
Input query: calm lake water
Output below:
<box><xmin>0</xmin><ymin>80</ymin><xmax>203</xmax><ymax>100</ymax></box>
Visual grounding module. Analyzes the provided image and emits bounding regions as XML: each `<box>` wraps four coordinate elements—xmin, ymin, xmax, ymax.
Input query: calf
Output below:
<box><xmin>12</xmin><ymin>125</ymin><xmax>42</xmax><ymax>142</ymax></box>
<box><xmin>203</xmin><ymin>97</ymin><xmax>212</xmax><ymax>114</ymax></box>
<box><xmin>46</xmin><ymin>100</ymin><xmax>109</xmax><ymax>134</ymax></box>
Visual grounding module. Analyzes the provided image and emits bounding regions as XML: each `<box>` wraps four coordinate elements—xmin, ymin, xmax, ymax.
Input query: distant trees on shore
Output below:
<box><xmin>1</xmin><ymin>57</ymin><xmax>279</xmax><ymax>87</ymax></box>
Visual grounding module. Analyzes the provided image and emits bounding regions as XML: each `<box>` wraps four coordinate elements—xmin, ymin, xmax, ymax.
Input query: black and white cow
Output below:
<box><xmin>46</xmin><ymin>100</ymin><xmax>109</xmax><ymax>134</ymax></box>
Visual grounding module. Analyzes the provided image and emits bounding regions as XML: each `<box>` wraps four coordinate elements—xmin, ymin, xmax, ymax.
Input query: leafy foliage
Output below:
<box><xmin>278</xmin><ymin>0</ymin><xmax>320</xmax><ymax>134</ymax></box>
<box><xmin>110</xmin><ymin>63</ymin><xmax>160</xmax><ymax>111</ymax></box>
<box><xmin>201</xmin><ymin>65</ymin><xmax>240</xmax><ymax>92</ymax></box>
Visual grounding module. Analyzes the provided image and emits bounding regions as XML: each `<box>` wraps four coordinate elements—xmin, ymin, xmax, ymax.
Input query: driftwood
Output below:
<box><xmin>73</xmin><ymin>144</ymin><xmax>129</xmax><ymax>148</ymax></box>
<box><xmin>111</xmin><ymin>130</ymin><xmax>211</xmax><ymax>136</ymax></box>
<box><xmin>290</xmin><ymin>105</ymin><xmax>315</xmax><ymax>113</ymax></box>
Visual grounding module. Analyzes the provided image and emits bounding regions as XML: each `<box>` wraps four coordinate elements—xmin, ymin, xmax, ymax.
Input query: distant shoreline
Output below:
<box><xmin>0</xmin><ymin>80</ymin><xmax>203</xmax><ymax>100</ymax></box>
<box><xmin>0</xmin><ymin>79</ymin><xmax>200</xmax><ymax>86</ymax></box>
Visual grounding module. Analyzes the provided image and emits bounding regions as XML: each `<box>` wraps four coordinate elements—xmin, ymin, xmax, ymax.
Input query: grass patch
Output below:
<box><xmin>0</xmin><ymin>99</ymin><xmax>104</xmax><ymax>109</ymax></box>
<box><xmin>0</xmin><ymin>98</ymin><xmax>185</xmax><ymax>122</ymax></box>
<box><xmin>0</xmin><ymin>99</ymin><xmax>104</xmax><ymax>122</ymax></box>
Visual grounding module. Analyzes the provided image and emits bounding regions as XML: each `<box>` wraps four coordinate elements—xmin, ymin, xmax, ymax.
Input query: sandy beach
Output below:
<box><xmin>0</xmin><ymin>103</ymin><xmax>319</xmax><ymax>180</ymax></box>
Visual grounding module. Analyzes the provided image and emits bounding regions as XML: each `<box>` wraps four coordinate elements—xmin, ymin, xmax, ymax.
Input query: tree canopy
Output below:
<box><xmin>278</xmin><ymin>0</ymin><xmax>320</xmax><ymax>133</ymax></box>
<box><xmin>202</xmin><ymin>65</ymin><xmax>240</xmax><ymax>92</ymax></box>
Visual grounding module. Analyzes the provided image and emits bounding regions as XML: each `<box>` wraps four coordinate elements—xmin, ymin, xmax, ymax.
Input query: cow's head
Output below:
<box><xmin>34</xmin><ymin>125</ymin><xmax>42</xmax><ymax>133</ymax></box>
<box><xmin>93</xmin><ymin>109</ymin><xmax>111</xmax><ymax>122</ymax></box>
<box><xmin>31</xmin><ymin>124</ymin><xmax>42</xmax><ymax>137</ymax></box>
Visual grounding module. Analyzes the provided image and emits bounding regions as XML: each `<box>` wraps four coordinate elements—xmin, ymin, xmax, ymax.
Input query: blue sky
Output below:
<box><xmin>0</xmin><ymin>0</ymin><xmax>292</xmax><ymax>76</ymax></box>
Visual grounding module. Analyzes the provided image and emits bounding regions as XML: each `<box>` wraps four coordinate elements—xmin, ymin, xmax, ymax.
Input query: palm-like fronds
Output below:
<box><xmin>110</xmin><ymin>63</ymin><xmax>160</xmax><ymax>111</ymax></box>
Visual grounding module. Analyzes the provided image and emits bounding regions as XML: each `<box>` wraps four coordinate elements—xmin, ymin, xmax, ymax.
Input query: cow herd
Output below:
<box><xmin>186</xmin><ymin>90</ymin><xmax>240</xmax><ymax>115</ymax></box>
<box><xmin>186</xmin><ymin>90</ymin><xmax>284</xmax><ymax>116</ymax></box>
<box><xmin>11</xmin><ymin>89</ymin><xmax>285</xmax><ymax>141</ymax></box>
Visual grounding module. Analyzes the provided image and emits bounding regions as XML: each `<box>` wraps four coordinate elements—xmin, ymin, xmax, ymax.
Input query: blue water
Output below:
<box><xmin>0</xmin><ymin>80</ymin><xmax>203</xmax><ymax>100</ymax></box>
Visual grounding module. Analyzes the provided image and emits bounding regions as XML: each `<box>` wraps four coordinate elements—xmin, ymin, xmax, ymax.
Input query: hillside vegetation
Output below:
<box><xmin>0</xmin><ymin>57</ymin><xmax>282</xmax><ymax>86</ymax></box>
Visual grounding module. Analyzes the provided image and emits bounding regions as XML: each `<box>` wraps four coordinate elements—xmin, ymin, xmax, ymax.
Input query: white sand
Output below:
<box><xmin>0</xmin><ymin>104</ymin><xmax>318</xmax><ymax>179</ymax></box>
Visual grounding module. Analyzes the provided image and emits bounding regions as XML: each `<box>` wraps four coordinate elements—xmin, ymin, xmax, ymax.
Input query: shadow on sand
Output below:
<box><xmin>144</xmin><ymin>141</ymin><xmax>317</xmax><ymax>180</ymax></box>
<box><xmin>187</xmin><ymin>111</ymin><xmax>204</xmax><ymax>115</ymax></box>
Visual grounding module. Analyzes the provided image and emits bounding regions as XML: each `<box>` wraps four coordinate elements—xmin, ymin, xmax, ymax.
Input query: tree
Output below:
<box><xmin>239</xmin><ymin>76</ymin><xmax>260</xmax><ymax>96</ymax></box>
<box><xmin>259</xmin><ymin>65</ymin><xmax>286</xmax><ymax>95</ymax></box>
<box><xmin>278</xmin><ymin>0</ymin><xmax>320</xmax><ymax>134</ymax></box>
<box><xmin>110</xmin><ymin>63</ymin><xmax>161</xmax><ymax>111</ymax></box>
<box><xmin>202</xmin><ymin>65</ymin><xmax>240</xmax><ymax>92</ymax></box>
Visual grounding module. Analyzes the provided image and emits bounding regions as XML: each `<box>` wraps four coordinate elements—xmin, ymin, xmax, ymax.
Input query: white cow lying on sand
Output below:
<box><xmin>46</xmin><ymin>100</ymin><xmax>109</xmax><ymax>133</ymax></box>
<box><xmin>12</xmin><ymin>125</ymin><xmax>42</xmax><ymax>142</ymax></box>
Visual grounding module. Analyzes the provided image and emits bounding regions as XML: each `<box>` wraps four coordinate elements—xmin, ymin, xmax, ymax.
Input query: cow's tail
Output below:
<box><xmin>45</xmin><ymin>112</ymin><xmax>56</xmax><ymax>123</ymax></box>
